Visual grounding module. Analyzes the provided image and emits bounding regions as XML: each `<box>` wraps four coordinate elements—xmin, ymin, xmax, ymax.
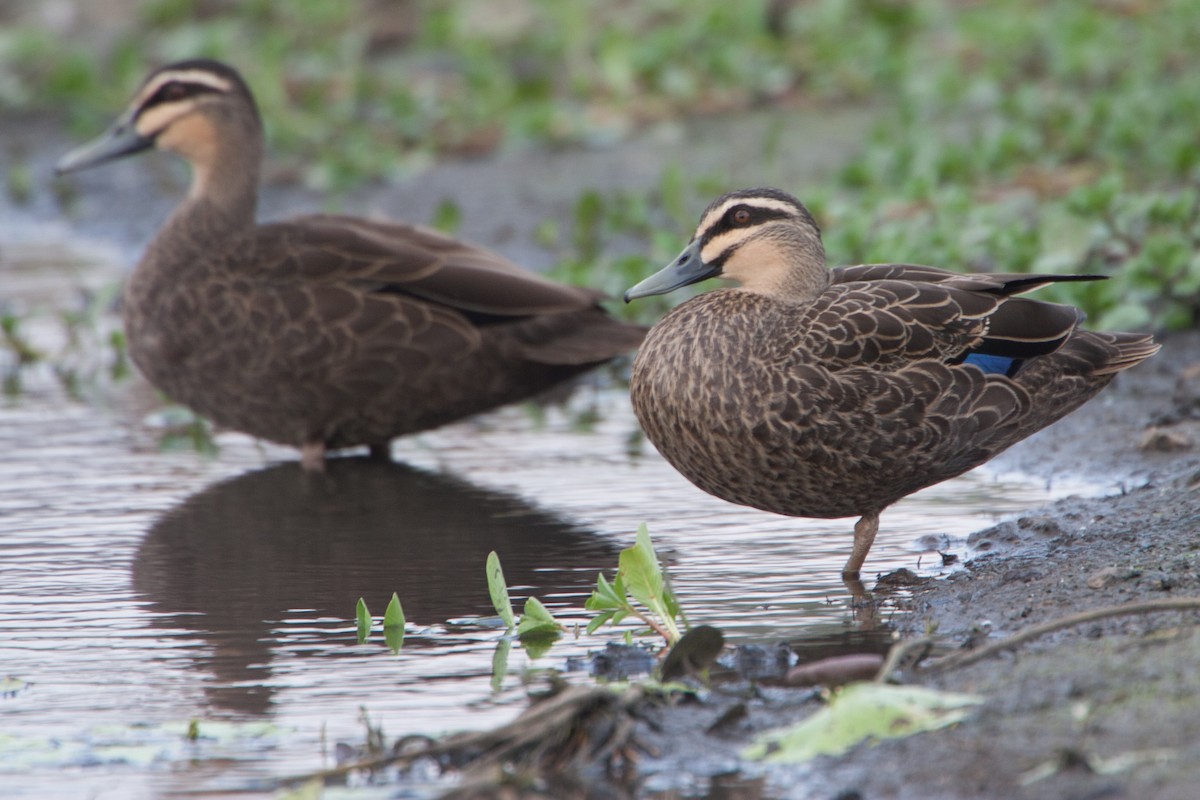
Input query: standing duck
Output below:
<box><xmin>625</xmin><ymin>187</ymin><xmax>1158</xmax><ymax>580</ymax></box>
<box><xmin>56</xmin><ymin>59</ymin><xmax>645</xmax><ymax>470</ymax></box>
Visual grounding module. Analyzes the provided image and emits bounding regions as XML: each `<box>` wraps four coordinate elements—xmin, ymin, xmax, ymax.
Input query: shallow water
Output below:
<box><xmin>0</xmin><ymin>242</ymin><xmax>1101</xmax><ymax>799</ymax></box>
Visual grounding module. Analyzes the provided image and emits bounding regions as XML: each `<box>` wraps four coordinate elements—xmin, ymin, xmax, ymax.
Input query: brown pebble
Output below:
<box><xmin>785</xmin><ymin>653</ymin><xmax>885</xmax><ymax>687</ymax></box>
<box><xmin>1085</xmin><ymin>565</ymin><xmax>1140</xmax><ymax>589</ymax></box>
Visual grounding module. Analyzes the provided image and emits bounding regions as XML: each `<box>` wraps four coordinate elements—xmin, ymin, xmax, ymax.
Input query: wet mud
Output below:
<box><xmin>629</xmin><ymin>332</ymin><xmax>1200</xmax><ymax>800</ymax></box>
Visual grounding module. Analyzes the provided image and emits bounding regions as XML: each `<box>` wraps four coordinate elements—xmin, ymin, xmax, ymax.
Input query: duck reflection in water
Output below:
<box><xmin>132</xmin><ymin>458</ymin><xmax>619</xmax><ymax>714</ymax></box>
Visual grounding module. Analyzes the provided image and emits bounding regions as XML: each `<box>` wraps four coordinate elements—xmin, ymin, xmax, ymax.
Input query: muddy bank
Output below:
<box><xmin>625</xmin><ymin>332</ymin><xmax>1200</xmax><ymax>800</ymax></box>
<box><xmin>854</xmin><ymin>334</ymin><xmax>1200</xmax><ymax>800</ymax></box>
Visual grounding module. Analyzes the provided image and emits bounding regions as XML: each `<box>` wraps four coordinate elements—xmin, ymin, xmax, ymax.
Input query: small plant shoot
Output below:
<box><xmin>586</xmin><ymin>524</ymin><xmax>684</xmax><ymax>644</ymax></box>
<box><xmin>355</xmin><ymin>597</ymin><xmax>371</xmax><ymax>644</ymax></box>
<box><xmin>383</xmin><ymin>593</ymin><xmax>405</xmax><ymax>654</ymax></box>
<box><xmin>515</xmin><ymin>596</ymin><xmax>561</xmax><ymax>639</ymax></box>
<box><xmin>484</xmin><ymin>552</ymin><xmax>565</xmax><ymax>659</ymax></box>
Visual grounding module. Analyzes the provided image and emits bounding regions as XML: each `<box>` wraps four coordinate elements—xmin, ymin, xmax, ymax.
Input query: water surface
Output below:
<box><xmin>0</xmin><ymin>240</ymin><xmax>1099</xmax><ymax>798</ymax></box>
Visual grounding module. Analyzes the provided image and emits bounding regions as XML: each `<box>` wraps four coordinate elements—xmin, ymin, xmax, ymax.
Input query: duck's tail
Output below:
<box><xmin>1081</xmin><ymin>331</ymin><xmax>1161</xmax><ymax>376</ymax></box>
<box><xmin>997</xmin><ymin>329</ymin><xmax>1158</xmax><ymax>444</ymax></box>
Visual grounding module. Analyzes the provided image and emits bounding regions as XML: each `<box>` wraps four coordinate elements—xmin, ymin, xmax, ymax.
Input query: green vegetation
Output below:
<box><xmin>3</xmin><ymin>1</ymin><xmax>1193</xmax><ymax>396</ymax></box>
<box><xmin>358</xmin><ymin>526</ymin><xmax>684</xmax><ymax>678</ymax></box>
<box><xmin>485</xmin><ymin>550</ymin><xmax>517</xmax><ymax>630</ymax></box>
<box><xmin>486</xmin><ymin>548</ymin><xmax>565</xmax><ymax>659</ymax></box>
<box><xmin>585</xmin><ymin>523</ymin><xmax>684</xmax><ymax>644</ymax></box>
<box><xmin>0</xmin><ymin>313</ymin><xmax>42</xmax><ymax>396</ymax></box>
<box><xmin>815</xmin><ymin>0</ymin><xmax>1200</xmax><ymax>331</ymax></box>
<box><xmin>487</xmin><ymin>524</ymin><xmax>685</xmax><ymax>651</ymax></box>
<box><xmin>540</xmin><ymin>1</ymin><xmax>1200</xmax><ymax>331</ymax></box>
<box><xmin>354</xmin><ymin>592</ymin><xmax>406</xmax><ymax>653</ymax></box>
<box><xmin>0</xmin><ymin>0</ymin><xmax>905</xmax><ymax>189</ymax></box>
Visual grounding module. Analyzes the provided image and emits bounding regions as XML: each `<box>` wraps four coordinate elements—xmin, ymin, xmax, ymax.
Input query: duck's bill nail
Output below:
<box><xmin>56</xmin><ymin>118</ymin><xmax>153</xmax><ymax>175</ymax></box>
<box><xmin>624</xmin><ymin>239</ymin><xmax>720</xmax><ymax>302</ymax></box>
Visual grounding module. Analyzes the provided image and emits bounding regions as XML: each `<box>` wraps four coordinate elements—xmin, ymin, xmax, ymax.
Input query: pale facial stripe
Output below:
<box><xmin>700</xmin><ymin>227</ymin><xmax>757</xmax><ymax>266</ymax></box>
<box><xmin>133</xmin><ymin>69</ymin><xmax>233</xmax><ymax>108</ymax></box>
<box><xmin>134</xmin><ymin>102</ymin><xmax>191</xmax><ymax>139</ymax></box>
<box><xmin>694</xmin><ymin>196</ymin><xmax>802</xmax><ymax>240</ymax></box>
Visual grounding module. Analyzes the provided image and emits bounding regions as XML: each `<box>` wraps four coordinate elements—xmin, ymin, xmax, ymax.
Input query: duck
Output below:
<box><xmin>624</xmin><ymin>187</ymin><xmax>1159</xmax><ymax>580</ymax></box>
<box><xmin>56</xmin><ymin>59</ymin><xmax>645</xmax><ymax>470</ymax></box>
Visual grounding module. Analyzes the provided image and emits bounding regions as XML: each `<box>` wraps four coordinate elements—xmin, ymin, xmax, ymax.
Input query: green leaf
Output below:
<box><xmin>585</xmin><ymin>571</ymin><xmax>625</xmax><ymax>611</ymax></box>
<box><xmin>516</xmin><ymin>597</ymin><xmax>561</xmax><ymax>658</ymax></box>
<box><xmin>430</xmin><ymin>198</ymin><xmax>461</xmax><ymax>234</ymax></box>
<box><xmin>355</xmin><ymin>597</ymin><xmax>371</xmax><ymax>644</ymax></box>
<box><xmin>612</xmin><ymin>571</ymin><xmax>627</xmax><ymax>603</ymax></box>
<box><xmin>586</xmin><ymin>607</ymin><xmax>633</xmax><ymax>635</ymax></box>
<box><xmin>586</xmin><ymin>609</ymin><xmax>617</xmax><ymax>635</ymax></box>
<box><xmin>383</xmin><ymin>592</ymin><xmax>404</xmax><ymax>628</ymax></box>
<box><xmin>743</xmin><ymin>683</ymin><xmax>983</xmax><ymax>763</ymax></box>
<box><xmin>521</xmin><ymin>633</ymin><xmax>558</xmax><ymax>660</ymax></box>
<box><xmin>619</xmin><ymin>524</ymin><xmax>681</xmax><ymax>641</ymax></box>
<box><xmin>486</xmin><ymin>551</ymin><xmax>516</xmax><ymax>629</ymax></box>
<box><xmin>383</xmin><ymin>592</ymin><xmax>405</xmax><ymax>654</ymax></box>
<box><xmin>517</xmin><ymin>596</ymin><xmax>560</xmax><ymax>638</ymax></box>
<box><xmin>490</xmin><ymin>637</ymin><xmax>511</xmax><ymax>693</ymax></box>
<box><xmin>619</xmin><ymin>526</ymin><xmax>660</xmax><ymax>607</ymax></box>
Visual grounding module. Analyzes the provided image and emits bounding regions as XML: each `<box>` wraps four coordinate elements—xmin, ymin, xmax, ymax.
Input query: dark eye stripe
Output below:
<box><xmin>706</xmin><ymin>204</ymin><xmax>794</xmax><ymax>241</ymax></box>
<box><xmin>144</xmin><ymin>80</ymin><xmax>220</xmax><ymax>109</ymax></box>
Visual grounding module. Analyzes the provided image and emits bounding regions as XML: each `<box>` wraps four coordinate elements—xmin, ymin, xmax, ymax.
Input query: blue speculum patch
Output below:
<box><xmin>963</xmin><ymin>352</ymin><xmax>1019</xmax><ymax>376</ymax></box>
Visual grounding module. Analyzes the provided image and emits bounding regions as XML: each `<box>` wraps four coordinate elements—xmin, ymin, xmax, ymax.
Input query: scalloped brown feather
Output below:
<box><xmin>124</xmin><ymin>198</ymin><xmax>646</xmax><ymax>456</ymax></box>
<box><xmin>630</xmin><ymin>191</ymin><xmax>1158</xmax><ymax>577</ymax></box>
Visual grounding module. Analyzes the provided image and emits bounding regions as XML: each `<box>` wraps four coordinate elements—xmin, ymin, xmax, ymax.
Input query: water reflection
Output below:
<box><xmin>131</xmin><ymin>457</ymin><xmax>619</xmax><ymax>714</ymax></box>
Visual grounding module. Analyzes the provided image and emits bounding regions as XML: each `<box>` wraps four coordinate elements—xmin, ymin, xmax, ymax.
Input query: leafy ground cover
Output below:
<box><xmin>4</xmin><ymin>0</ymin><xmax>1196</xmax><ymax>333</ymax></box>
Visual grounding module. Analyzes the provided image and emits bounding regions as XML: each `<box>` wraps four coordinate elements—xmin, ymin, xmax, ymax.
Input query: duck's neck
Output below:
<box><xmin>160</xmin><ymin>112</ymin><xmax>262</xmax><ymax>246</ymax></box>
<box><xmin>726</xmin><ymin>229</ymin><xmax>830</xmax><ymax>300</ymax></box>
<box><xmin>185</xmin><ymin>137</ymin><xmax>260</xmax><ymax>226</ymax></box>
<box><xmin>775</xmin><ymin>253</ymin><xmax>831</xmax><ymax>299</ymax></box>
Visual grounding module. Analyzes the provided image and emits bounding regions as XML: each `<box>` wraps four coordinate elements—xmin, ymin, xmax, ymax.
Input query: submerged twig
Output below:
<box><xmin>272</xmin><ymin>684</ymin><xmax>648</xmax><ymax>793</ymax></box>
<box><xmin>923</xmin><ymin>597</ymin><xmax>1200</xmax><ymax>673</ymax></box>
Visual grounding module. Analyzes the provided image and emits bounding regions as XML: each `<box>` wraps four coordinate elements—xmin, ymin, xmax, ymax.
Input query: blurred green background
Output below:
<box><xmin>3</xmin><ymin>0</ymin><xmax>1199</xmax><ymax>331</ymax></box>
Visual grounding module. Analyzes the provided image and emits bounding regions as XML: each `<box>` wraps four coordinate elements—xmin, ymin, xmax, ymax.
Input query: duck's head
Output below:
<box><xmin>625</xmin><ymin>187</ymin><xmax>827</xmax><ymax>302</ymax></box>
<box><xmin>56</xmin><ymin>59</ymin><xmax>262</xmax><ymax>199</ymax></box>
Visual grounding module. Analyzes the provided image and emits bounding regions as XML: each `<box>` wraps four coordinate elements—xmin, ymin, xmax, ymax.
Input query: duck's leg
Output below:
<box><xmin>842</xmin><ymin>511</ymin><xmax>880</xmax><ymax>578</ymax></box>
<box><xmin>300</xmin><ymin>441</ymin><xmax>327</xmax><ymax>472</ymax></box>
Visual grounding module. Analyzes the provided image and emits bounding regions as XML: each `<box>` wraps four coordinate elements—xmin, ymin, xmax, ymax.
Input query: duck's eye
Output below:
<box><xmin>732</xmin><ymin>208</ymin><xmax>751</xmax><ymax>225</ymax></box>
<box><xmin>149</xmin><ymin>81</ymin><xmax>190</xmax><ymax>106</ymax></box>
